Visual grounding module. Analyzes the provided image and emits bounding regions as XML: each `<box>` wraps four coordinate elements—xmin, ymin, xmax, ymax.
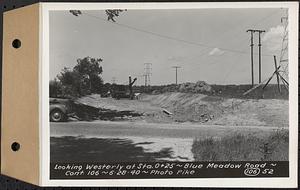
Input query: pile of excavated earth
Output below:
<box><xmin>151</xmin><ymin>81</ymin><xmax>212</xmax><ymax>95</ymax></box>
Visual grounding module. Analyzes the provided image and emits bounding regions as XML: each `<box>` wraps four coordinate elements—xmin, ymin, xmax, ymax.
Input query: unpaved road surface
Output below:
<box><xmin>51</xmin><ymin>121</ymin><xmax>286</xmax><ymax>162</ymax></box>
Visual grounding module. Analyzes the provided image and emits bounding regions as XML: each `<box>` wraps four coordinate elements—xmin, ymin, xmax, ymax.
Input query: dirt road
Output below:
<box><xmin>50</xmin><ymin>121</ymin><xmax>286</xmax><ymax>162</ymax></box>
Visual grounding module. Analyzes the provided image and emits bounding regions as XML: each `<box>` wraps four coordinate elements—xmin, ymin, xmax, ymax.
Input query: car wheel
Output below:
<box><xmin>50</xmin><ymin>109</ymin><xmax>66</xmax><ymax>122</ymax></box>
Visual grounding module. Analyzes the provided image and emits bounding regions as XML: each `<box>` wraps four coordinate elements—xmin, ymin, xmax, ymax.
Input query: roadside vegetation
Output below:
<box><xmin>191</xmin><ymin>129</ymin><xmax>288</xmax><ymax>161</ymax></box>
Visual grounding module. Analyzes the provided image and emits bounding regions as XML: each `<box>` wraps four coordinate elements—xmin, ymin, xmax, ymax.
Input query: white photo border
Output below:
<box><xmin>40</xmin><ymin>2</ymin><xmax>299</xmax><ymax>187</ymax></box>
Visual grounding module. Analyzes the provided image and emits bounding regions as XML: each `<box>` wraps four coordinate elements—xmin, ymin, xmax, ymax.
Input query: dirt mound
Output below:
<box><xmin>141</xmin><ymin>93</ymin><xmax>222</xmax><ymax>123</ymax></box>
<box><xmin>141</xmin><ymin>92</ymin><xmax>289</xmax><ymax>126</ymax></box>
<box><xmin>151</xmin><ymin>81</ymin><xmax>212</xmax><ymax>94</ymax></box>
<box><xmin>73</xmin><ymin>95</ymin><xmax>144</xmax><ymax>121</ymax></box>
<box><xmin>179</xmin><ymin>81</ymin><xmax>212</xmax><ymax>93</ymax></box>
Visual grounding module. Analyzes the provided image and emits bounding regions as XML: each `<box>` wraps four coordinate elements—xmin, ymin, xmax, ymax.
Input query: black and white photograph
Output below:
<box><xmin>42</xmin><ymin>2</ymin><xmax>298</xmax><ymax>187</ymax></box>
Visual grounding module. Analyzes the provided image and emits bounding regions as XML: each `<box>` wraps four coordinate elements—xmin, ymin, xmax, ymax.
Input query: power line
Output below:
<box><xmin>220</xmin><ymin>54</ymin><xmax>245</xmax><ymax>83</ymax></box>
<box><xmin>166</xmin><ymin>9</ymin><xmax>281</xmax><ymax>65</ymax></box>
<box><xmin>69</xmin><ymin>10</ymin><xmax>282</xmax><ymax>85</ymax></box>
<box><xmin>83</xmin><ymin>13</ymin><xmax>273</xmax><ymax>57</ymax></box>
<box><xmin>221</xmin><ymin>9</ymin><xmax>281</xmax><ymax>45</ymax></box>
<box><xmin>185</xmin><ymin>22</ymin><xmax>268</xmax><ymax>68</ymax></box>
<box><xmin>187</xmin><ymin>10</ymin><xmax>278</xmax><ymax>69</ymax></box>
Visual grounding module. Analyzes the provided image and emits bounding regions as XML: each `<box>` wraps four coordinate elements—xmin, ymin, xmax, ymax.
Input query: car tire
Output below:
<box><xmin>50</xmin><ymin>109</ymin><xmax>66</xmax><ymax>122</ymax></box>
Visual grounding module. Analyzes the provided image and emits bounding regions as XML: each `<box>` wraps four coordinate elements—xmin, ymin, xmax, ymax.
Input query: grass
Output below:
<box><xmin>192</xmin><ymin>129</ymin><xmax>288</xmax><ymax>161</ymax></box>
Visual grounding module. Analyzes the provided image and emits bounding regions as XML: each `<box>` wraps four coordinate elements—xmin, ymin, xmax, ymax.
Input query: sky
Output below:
<box><xmin>49</xmin><ymin>8</ymin><xmax>288</xmax><ymax>85</ymax></box>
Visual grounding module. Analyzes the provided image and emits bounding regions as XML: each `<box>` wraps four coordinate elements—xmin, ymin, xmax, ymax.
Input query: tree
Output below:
<box><xmin>56</xmin><ymin>57</ymin><xmax>104</xmax><ymax>97</ymax></box>
<box><xmin>49</xmin><ymin>78</ymin><xmax>62</xmax><ymax>97</ymax></box>
<box><xmin>74</xmin><ymin>57</ymin><xmax>103</xmax><ymax>94</ymax></box>
<box><xmin>105</xmin><ymin>10</ymin><xmax>126</xmax><ymax>22</ymax></box>
<box><xmin>70</xmin><ymin>9</ymin><xmax>126</xmax><ymax>22</ymax></box>
<box><xmin>57</xmin><ymin>67</ymin><xmax>81</xmax><ymax>97</ymax></box>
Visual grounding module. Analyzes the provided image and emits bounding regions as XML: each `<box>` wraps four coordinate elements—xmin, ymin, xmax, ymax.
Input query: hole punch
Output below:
<box><xmin>12</xmin><ymin>39</ymin><xmax>21</xmax><ymax>48</ymax></box>
<box><xmin>11</xmin><ymin>142</ymin><xmax>20</xmax><ymax>151</ymax></box>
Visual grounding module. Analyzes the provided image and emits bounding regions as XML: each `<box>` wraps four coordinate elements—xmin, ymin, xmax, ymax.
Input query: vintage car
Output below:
<box><xmin>49</xmin><ymin>98</ymin><xmax>75</xmax><ymax>122</ymax></box>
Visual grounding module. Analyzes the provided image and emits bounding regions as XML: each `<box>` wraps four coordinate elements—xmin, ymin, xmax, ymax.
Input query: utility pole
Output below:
<box><xmin>247</xmin><ymin>29</ymin><xmax>265</xmax><ymax>85</ymax></box>
<box><xmin>247</xmin><ymin>29</ymin><xmax>255</xmax><ymax>86</ymax></box>
<box><xmin>144</xmin><ymin>63</ymin><xmax>152</xmax><ymax>86</ymax></box>
<box><xmin>257</xmin><ymin>30</ymin><xmax>265</xmax><ymax>83</ymax></box>
<box><xmin>172</xmin><ymin>66</ymin><xmax>181</xmax><ymax>85</ymax></box>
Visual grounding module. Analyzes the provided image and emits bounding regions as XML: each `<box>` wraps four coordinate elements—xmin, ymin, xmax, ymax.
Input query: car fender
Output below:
<box><xmin>50</xmin><ymin>104</ymin><xmax>67</xmax><ymax>114</ymax></box>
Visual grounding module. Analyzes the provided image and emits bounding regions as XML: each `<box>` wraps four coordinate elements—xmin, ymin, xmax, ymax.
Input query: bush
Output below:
<box><xmin>192</xmin><ymin>129</ymin><xmax>288</xmax><ymax>161</ymax></box>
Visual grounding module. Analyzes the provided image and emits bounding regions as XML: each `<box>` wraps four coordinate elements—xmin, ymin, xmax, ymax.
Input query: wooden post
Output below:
<box><xmin>273</xmin><ymin>55</ymin><xmax>281</xmax><ymax>93</ymax></box>
<box><xmin>257</xmin><ymin>30</ymin><xmax>265</xmax><ymax>83</ymax></box>
<box><xmin>251</xmin><ymin>32</ymin><xmax>254</xmax><ymax>86</ymax></box>
<box><xmin>247</xmin><ymin>30</ymin><xmax>255</xmax><ymax>86</ymax></box>
<box><xmin>263</xmin><ymin>65</ymin><xmax>280</xmax><ymax>90</ymax></box>
<box><xmin>280</xmin><ymin>75</ymin><xmax>289</xmax><ymax>87</ymax></box>
<box><xmin>129</xmin><ymin>76</ymin><xmax>137</xmax><ymax>100</ymax></box>
<box><xmin>129</xmin><ymin>76</ymin><xmax>133</xmax><ymax>99</ymax></box>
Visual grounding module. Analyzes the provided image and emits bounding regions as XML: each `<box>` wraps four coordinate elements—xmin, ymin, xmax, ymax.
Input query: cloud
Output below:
<box><xmin>262</xmin><ymin>25</ymin><xmax>285</xmax><ymax>52</ymax></box>
<box><xmin>263</xmin><ymin>25</ymin><xmax>285</xmax><ymax>41</ymax></box>
<box><xmin>209</xmin><ymin>48</ymin><xmax>225</xmax><ymax>56</ymax></box>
